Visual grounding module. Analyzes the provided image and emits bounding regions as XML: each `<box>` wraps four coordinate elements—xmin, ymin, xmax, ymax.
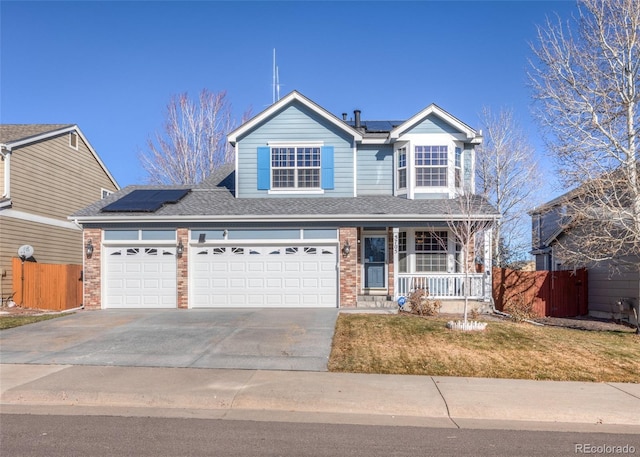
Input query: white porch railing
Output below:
<box><xmin>396</xmin><ymin>273</ymin><xmax>485</xmax><ymax>299</ymax></box>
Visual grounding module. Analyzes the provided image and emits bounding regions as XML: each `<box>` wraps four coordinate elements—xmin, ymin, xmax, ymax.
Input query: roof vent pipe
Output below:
<box><xmin>342</xmin><ymin>113</ymin><xmax>348</xmax><ymax>121</ymax></box>
<box><xmin>354</xmin><ymin>110</ymin><xmax>361</xmax><ymax>129</ymax></box>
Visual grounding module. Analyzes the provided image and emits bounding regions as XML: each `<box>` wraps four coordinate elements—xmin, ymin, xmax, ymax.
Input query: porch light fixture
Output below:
<box><xmin>176</xmin><ymin>240</ymin><xmax>184</xmax><ymax>257</ymax></box>
<box><xmin>85</xmin><ymin>239</ymin><xmax>94</xmax><ymax>259</ymax></box>
<box><xmin>342</xmin><ymin>240</ymin><xmax>351</xmax><ymax>257</ymax></box>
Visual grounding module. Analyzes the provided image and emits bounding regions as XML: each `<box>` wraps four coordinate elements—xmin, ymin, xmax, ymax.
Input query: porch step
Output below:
<box><xmin>356</xmin><ymin>295</ymin><xmax>398</xmax><ymax>309</ymax></box>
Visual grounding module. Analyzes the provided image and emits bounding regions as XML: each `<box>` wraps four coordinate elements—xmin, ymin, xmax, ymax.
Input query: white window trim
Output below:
<box><xmin>268</xmin><ymin>143</ymin><xmax>324</xmax><ymax>191</ymax></box>
<box><xmin>69</xmin><ymin>132</ymin><xmax>79</xmax><ymax>150</ymax></box>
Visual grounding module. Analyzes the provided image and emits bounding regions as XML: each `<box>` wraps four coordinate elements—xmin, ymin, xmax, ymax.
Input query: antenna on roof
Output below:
<box><xmin>272</xmin><ymin>48</ymin><xmax>281</xmax><ymax>104</ymax></box>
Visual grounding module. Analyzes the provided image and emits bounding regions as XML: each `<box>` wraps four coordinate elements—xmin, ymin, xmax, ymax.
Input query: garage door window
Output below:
<box><xmin>104</xmin><ymin>229</ymin><xmax>175</xmax><ymax>241</ymax></box>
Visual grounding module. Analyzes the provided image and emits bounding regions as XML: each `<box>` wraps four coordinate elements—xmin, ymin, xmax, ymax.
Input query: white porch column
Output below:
<box><xmin>483</xmin><ymin>227</ymin><xmax>493</xmax><ymax>301</ymax></box>
<box><xmin>392</xmin><ymin>227</ymin><xmax>399</xmax><ymax>299</ymax></box>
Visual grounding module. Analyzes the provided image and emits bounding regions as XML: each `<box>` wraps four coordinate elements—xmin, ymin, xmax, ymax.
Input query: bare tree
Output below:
<box><xmin>140</xmin><ymin>89</ymin><xmax>251</xmax><ymax>185</ymax></box>
<box><xmin>529</xmin><ymin>0</ymin><xmax>640</xmax><ymax>330</ymax></box>
<box><xmin>476</xmin><ymin>107</ymin><xmax>539</xmax><ymax>268</ymax></box>
<box><xmin>445</xmin><ymin>189</ymin><xmax>497</xmax><ymax>326</ymax></box>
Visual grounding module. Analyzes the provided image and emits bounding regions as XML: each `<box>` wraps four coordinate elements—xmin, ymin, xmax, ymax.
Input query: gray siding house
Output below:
<box><xmin>73</xmin><ymin>91</ymin><xmax>498</xmax><ymax>311</ymax></box>
<box><xmin>531</xmin><ymin>192</ymin><xmax>639</xmax><ymax>325</ymax></box>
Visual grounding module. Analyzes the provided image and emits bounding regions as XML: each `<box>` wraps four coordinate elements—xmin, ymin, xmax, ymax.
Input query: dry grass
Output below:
<box><xmin>0</xmin><ymin>313</ymin><xmax>66</xmax><ymax>330</ymax></box>
<box><xmin>328</xmin><ymin>314</ymin><xmax>640</xmax><ymax>382</ymax></box>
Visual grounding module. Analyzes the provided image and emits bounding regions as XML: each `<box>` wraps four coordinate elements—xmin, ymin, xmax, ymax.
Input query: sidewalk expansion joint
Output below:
<box><xmin>430</xmin><ymin>377</ymin><xmax>459</xmax><ymax>429</ymax></box>
<box><xmin>606</xmin><ymin>382</ymin><xmax>640</xmax><ymax>401</ymax></box>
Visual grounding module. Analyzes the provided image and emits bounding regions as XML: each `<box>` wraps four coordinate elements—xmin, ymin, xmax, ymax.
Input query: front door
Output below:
<box><xmin>363</xmin><ymin>236</ymin><xmax>387</xmax><ymax>289</ymax></box>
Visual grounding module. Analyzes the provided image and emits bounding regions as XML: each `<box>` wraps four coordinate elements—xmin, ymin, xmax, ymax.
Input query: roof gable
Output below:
<box><xmin>0</xmin><ymin>123</ymin><xmax>119</xmax><ymax>190</ymax></box>
<box><xmin>227</xmin><ymin>91</ymin><xmax>363</xmax><ymax>144</ymax></box>
<box><xmin>389</xmin><ymin>104</ymin><xmax>481</xmax><ymax>143</ymax></box>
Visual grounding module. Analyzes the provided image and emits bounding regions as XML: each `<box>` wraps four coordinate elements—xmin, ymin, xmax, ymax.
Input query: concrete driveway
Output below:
<box><xmin>0</xmin><ymin>309</ymin><xmax>339</xmax><ymax>371</ymax></box>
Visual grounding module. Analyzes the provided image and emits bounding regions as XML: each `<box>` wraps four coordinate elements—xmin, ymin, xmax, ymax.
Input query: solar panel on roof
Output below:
<box><xmin>101</xmin><ymin>189</ymin><xmax>190</xmax><ymax>212</ymax></box>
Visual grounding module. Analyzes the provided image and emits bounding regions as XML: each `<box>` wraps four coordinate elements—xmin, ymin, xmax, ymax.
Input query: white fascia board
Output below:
<box><xmin>71</xmin><ymin>213</ymin><xmax>499</xmax><ymax>225</ymax></box>
<box><xmin>3</xmin><ymin>208</ymin><xmax>81</xmax><ymax>230</ymax></box>
<box><xmin>390</xmin><ymin>104</ymin><xmax>479</xmax><ymax>142</ymax></box>
<box><xmin>227</xmin><ymin>91</ymin><xmax>363</xmax><ymax>144</ymax></box>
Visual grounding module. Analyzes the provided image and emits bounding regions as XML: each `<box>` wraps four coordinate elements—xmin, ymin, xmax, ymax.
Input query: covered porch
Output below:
<box><xmin>347</xmin><ymin>225</ymin><xmax>493</xmax><ymax>308</ymax></box>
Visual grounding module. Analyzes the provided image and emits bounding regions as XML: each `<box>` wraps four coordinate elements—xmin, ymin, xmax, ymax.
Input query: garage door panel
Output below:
<box><xmin>191</xmin><ymin>243</ymin><xmax>337</xmax><ymax>308</ymax></box>
<box><xmin>105</xmin><ymin>246</ymin><xmax>176</xmax><ymax>309</ymax></box>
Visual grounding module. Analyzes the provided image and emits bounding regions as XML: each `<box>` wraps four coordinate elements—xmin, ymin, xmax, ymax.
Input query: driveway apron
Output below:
<box><xmin>0</xmin><ymin>309</ymin><xmax>339</xmax><ymax>371</ymax></box>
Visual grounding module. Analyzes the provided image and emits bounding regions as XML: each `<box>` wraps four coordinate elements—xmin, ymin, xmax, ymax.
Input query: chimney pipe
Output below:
<box><xmin>342</xmin><ymin>113</ymin><xmax>348</xmax><ymax>121</ymax></box>
<box><xmin>354</xmin><ymin>109</ymin><xmax>361</xmax><ymax>129</ymax></box>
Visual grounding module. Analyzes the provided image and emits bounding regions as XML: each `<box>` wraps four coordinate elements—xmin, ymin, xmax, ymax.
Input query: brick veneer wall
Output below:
<box><xmin>339</xmin><ymin>227</ymin><xmax>357</xmax><ymax>307</ymax></box>
<box><xmin>83</xmin><ymin>228</ymin><xmax>102</xmax><ymax>310</ymax></box>
<box><xmin>176</xmin><ymin>228</ymin><xmax>188</xmax><ymax>309</ymax></box>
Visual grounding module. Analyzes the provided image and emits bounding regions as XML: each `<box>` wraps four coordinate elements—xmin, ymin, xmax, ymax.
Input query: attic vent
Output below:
<box><xmin>69</xmin><ymin>132</ymin><xmax>78</xmax><ymax>150</ymax></box>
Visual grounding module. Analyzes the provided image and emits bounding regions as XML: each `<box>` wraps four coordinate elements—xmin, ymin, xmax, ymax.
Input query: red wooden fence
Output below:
<box><xmin>12</xmin><ymin>258</ymin><xmax>83</xmax><ymax>311</ymax></box>
<box><xmin>493</xmin><ymin>267</ymin><xmax>588</xmax><ymax>318</ymax></box>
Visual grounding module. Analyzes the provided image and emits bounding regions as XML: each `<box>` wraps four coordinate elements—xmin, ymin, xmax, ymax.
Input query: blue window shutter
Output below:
<box><xmin>257</xmin><ymin>146</ymin><xmax>270</xmax><ymax>190</ymax></box>
<box><xmin>321</xmin><ymin>146</ymin><xmax>334</xmax><ymax>190</ymax></box>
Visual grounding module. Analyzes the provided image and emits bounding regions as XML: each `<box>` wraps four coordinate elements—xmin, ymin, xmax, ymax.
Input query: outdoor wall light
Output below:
<box><xmin>342</xmin><ymin>240</ymin><xmax>351</xmax><ymax>257</ymax></box>
<box><xmin>85</xmin><ymin>239</ymin><xmax>94</xmax><ymax>259</ymax></box>
<box><xmin>176</xmin><ymin>240</ymin><xmax>184</xmax><ymax>257</ymax></box>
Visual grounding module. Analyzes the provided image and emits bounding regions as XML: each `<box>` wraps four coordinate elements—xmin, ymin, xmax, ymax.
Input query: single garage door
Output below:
<box><xmin>190</xmin><ymin>244</ymin><xmax>338</xmax><ymax>308</ymax></box>
<box><xmin>104</xmin><ymin>246</ymin><xmax>177</xmax><ymax>308</ymax></box>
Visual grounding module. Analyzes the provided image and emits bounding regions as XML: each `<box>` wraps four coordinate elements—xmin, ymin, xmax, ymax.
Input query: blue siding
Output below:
<box><xmin>237</xmin><ymin>101</ymin><xmax>354</xmax><ymax>198</ymax></box>
<box><xmin>356</xmin><ymin>145</ymin><xmax>393</xmax><ymax>195</ymax></box>
<box><xmin>405</xmin><ymin>113</ymin><xmax>460</xmax><ymax>135</ymax></box>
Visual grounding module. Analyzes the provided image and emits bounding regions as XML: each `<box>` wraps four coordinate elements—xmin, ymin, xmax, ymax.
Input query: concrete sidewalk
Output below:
<box><xmin>1</xmin><ymin>364</ymin><xmax>639</xmax><ymax>433</ymax></box>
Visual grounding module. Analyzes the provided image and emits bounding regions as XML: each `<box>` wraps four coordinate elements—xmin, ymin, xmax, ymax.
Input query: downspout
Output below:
<box><xmin>0</xmin><ymin>145</ymin><xmax>11</xmax><ymax>199</ymax></box>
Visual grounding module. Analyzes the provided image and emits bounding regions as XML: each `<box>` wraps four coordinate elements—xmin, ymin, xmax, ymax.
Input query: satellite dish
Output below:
<box><xmin>18</xmin><ymin>244</ymin><xmax>34</xmax><ymax>260</ymax></box>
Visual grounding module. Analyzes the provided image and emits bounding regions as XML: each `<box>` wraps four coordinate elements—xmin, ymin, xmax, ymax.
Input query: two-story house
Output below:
<box><xmin>0</xmin><ymin>124</ymin><xmax>119</xmax><ymax>304</ymax></box>
<box><xmin>73</xmin><ymin>91</ymin><xmax>498</xmax><ymax>310</ymax></box>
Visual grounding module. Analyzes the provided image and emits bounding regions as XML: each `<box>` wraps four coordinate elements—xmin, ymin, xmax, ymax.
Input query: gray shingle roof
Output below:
<box><xmin>72</xmin><ymin>170</ymin><xmax>499</xmax><ymax>222</ymax></box>
<box><xmin>0</xmin><ymin>124</ymin><xmax>74</xmax><ymax>144</ymax></box>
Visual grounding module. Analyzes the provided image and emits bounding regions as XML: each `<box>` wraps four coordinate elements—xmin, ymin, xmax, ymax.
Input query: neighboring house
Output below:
<box><xmin>73</xmin><ymin>91</ymin><xmax>498</xmax><ymax>310</ymax></box>
<box><xmin>0</xmin><ymin>124</ymin><xmax>119</xmax><ymax>304</ymax></box>
<box><xmin>530</xmin><ymin>191</ymin><xmax>639</xmax><ymax>324</ymax></box>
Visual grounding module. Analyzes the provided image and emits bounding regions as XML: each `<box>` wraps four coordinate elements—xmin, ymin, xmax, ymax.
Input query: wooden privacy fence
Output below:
<box><xmin>492</xmin><ymin>267</ymin><xmax>588</xmax><ymax>318</ymax></box>
<box><xmin>12</xmin><ymin>258</ymin><xmax>83</xmax><ymax>311</ymax></box>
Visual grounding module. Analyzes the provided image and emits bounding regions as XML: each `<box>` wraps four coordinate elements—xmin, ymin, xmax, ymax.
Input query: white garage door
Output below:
<box><xmin>190</xmin><ymin>244</ymin><xmax>338</xmax><ymax>308</ymax></box>
<box><xmin>104</xmin><ymin>246</ymin><xmax>177</xmax><ymax>308</ymax></box>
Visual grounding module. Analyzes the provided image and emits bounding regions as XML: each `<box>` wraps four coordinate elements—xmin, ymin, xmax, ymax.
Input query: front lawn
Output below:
<box><xmin>0</xmin><ymin>313</ymin><xmax>67</xmax><ymax>330</ymax></box>
<box><xmin>328</xmin><ymin>314</ymin><xmax>640</xmax><ymax>383</ymax></box>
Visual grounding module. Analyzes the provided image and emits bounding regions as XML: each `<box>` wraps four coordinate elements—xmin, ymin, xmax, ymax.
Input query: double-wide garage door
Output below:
<box><xmin>191</xmin><ymin>244</ymin><xmax>338</xmax><ymax>308</ymax></box>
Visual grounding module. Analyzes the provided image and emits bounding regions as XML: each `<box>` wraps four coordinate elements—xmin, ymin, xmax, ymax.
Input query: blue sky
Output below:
<box><xmin>1</xmin><ymin>0</ymin><xmax>577</xmax><ymax>203</ymax></box>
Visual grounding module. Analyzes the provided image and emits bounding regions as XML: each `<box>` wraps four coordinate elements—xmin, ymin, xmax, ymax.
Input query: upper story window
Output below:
<box><xmin>271</xmin><ymin>146</ymin><xmax>321</xmax><ymax>189</ymax></box>
<box><xmin>101</xmin><ymin>189</ymin><xmax>113</xmax><ymax>199</ymax></box>
<box><xmin>397</xmin><ymin>148</ymin><xmax>407</xmax><ymax>189</ymax></box>
<box><xmin>415</xmin><ymin>146</ymin><xmax>447</xmax><ymax>187</ymax></box>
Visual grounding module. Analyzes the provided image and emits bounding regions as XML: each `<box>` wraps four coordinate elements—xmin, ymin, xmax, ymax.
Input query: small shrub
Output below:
<box><xmin>504</xmin><ymin>294</ymin><xmax>537</xmax><ymax>322</ymax></box>
<box><xmin>407</xmin><ymin>288</ymin><xmax>441</xmax><ymax>316</ymax></box>
<box><xmin>469</xmin><ymin>308</ymin><xmax>480</xmax><ymax>321</ymax></box>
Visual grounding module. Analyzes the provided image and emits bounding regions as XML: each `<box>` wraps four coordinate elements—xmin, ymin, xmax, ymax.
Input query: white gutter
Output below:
<box><xmin>70</xmin><ymin>213</ymin><xmax>500</xmax><ymax>225</ymax></box>
<box><xmin>0</xmin><ymin>144</ymin><xmax>11</xmax><ymax>199</ymax></box>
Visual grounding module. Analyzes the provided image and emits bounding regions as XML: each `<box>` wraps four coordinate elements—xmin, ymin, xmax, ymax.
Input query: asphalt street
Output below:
<box><xmin>2</xmin><ymin>414</ymin><xmax>639</xmax><ymax>457</ymax></box>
